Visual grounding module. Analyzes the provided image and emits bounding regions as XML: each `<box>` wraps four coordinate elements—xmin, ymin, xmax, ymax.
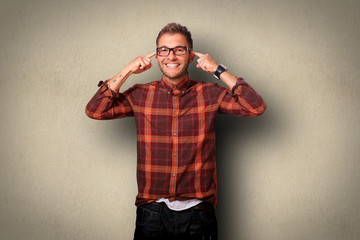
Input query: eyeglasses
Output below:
<box><xmin>156</xmin><ymin>46</ymin><xmax>190</xmax><ymax>56</ymax></box>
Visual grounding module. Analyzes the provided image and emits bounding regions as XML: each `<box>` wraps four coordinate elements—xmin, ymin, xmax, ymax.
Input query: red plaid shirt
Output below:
<box><xmin>86</xmin><ymin>74</ymin><xmax>266</xmax><ymax>207</ymax></box>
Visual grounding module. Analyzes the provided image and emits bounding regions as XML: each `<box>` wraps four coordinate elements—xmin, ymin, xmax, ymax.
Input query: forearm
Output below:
<box><xmin>192</xmin><ymin>51</ymin><xmax>238</xmax><ymax>89</ymax></box>
<box><xmin>106</xmin><ymin>52</ymin><xmax>156</xmax><ymax>92</ymax></box>
<box><xmin>219</xmin><ymin>71</ymin><xmax>238</xmax><ymax>89</ymax></box>
<box><xmin>107</xmin><ymin>67</ymin><xmax>133</xmax><ymax>93</ymax></box>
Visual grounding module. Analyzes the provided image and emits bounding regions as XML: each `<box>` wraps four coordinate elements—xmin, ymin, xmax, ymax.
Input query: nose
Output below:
<box><xmin>167</xmin><ymin>50</ymin><xmax>177</xmax><ymax>59</ymax></box>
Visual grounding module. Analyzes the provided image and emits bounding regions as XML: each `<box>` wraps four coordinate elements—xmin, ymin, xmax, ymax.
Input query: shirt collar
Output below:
<box><xmin>160</xmin><ymin>74</ymin><xmax>191</xmax><ymax>94</ymax></box>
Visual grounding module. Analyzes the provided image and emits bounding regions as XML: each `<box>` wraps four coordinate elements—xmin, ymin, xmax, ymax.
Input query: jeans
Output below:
<box><xmin>134</xmin><ymin>202</ymin><xmax>218</xmax><ymax>240</ymax></box>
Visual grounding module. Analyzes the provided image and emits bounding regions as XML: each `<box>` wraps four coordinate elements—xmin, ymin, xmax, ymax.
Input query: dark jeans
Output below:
<box><xmin>134</xmin><ymin>202</ymin><xmax>218</xmax><ymax>240</ymax></box>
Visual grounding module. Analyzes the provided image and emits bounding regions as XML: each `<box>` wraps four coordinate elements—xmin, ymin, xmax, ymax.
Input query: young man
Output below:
<box><xmin>86</xmin><ymin>23</ymin><xmax>266</xmax><ymax>240</ymax></box>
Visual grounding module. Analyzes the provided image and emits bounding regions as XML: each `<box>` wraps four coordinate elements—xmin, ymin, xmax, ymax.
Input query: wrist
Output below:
<box><xmin>213</xmin><ymin>64</ymin><xmax>228</xmax><ymax>79</ymax></box>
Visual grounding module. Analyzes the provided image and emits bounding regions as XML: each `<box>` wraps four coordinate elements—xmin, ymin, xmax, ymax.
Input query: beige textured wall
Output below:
<box><xmin>1</xmin><ymin>0</ymin><xmax>359</xmax><ymax>239</ymax></box>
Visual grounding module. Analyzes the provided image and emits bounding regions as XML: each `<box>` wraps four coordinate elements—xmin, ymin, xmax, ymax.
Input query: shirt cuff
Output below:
<box><xmin>97</xmin><ymin>80</ymin><xmax>119</xmax><ymax>98</ymax></box>
<box><xmin>231</xmin><ymin>77</ymin><xmax>246</xmax><ymax>95</ymax></box>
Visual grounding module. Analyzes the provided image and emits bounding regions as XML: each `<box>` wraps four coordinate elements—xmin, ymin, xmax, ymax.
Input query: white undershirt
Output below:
<box><xmin>156</xmin><ymin>198</ymin><xmax>202</xmax><ymax>211</ymax></box>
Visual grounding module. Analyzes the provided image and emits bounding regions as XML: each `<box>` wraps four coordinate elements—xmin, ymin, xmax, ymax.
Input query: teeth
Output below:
<box><xmin>166</xmin><ymin>64</ymin><xmax>179</xmax><ymax>67</ymax></box>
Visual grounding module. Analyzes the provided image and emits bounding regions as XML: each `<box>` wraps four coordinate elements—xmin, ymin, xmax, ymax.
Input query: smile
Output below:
<box><xmin>165</xmin><ymin>63</ymin><xmax>180</xmax><ymax>68</ymax></box>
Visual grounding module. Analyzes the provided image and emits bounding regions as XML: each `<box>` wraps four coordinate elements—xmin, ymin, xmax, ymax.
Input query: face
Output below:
<box><xmin>156</xmin><ymin>33</ymin><xmax>194</xmax><ymax>83</ymax></box>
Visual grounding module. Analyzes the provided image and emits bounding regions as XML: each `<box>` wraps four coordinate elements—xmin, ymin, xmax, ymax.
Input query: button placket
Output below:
<box><xmin>170</xmin><ymin>91</ymin><xmax>179</xmax><ymax>195</ymax></box>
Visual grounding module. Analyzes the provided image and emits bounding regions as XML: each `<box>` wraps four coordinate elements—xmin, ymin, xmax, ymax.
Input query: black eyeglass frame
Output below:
<box><xmin>156</xmin><ymin>46</ymin><xmax>191</xmax><ymax>56</ymax></box>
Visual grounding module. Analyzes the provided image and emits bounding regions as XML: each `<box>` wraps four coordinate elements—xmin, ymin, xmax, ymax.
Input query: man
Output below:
<box><xmin>86</xmin><ymin>23</ymin><xmax>266</xmax><ymax>240</ymax></box>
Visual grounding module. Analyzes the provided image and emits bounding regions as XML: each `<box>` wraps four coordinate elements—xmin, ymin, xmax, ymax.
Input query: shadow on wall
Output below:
<box><xmin>215</xmin><ymin>99</ymin><xmax>279</xmax><ymax>239</ymax></box>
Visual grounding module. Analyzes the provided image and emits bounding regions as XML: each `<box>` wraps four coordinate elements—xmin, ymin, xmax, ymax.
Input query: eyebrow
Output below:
<box><xmin>157</xmin><ymin>45</ymin><xmax>187</xmax><ymax>49</ymax></box>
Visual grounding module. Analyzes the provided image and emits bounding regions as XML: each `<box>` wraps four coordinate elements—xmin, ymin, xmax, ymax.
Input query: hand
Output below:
<box><xmin>192</xmin><ymin>51</ymin><xmax>219</xmax><ymax>74</ymax></box>
<box><xmin>126</xmin><ymin>52</ymin><xmax>156</xmax><ymax>74</ymax></box>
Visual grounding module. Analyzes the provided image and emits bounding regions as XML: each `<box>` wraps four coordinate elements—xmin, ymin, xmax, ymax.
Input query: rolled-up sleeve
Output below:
<box><xmin>218</xmin><ymin>77</ymin><xmax>266</xmax><ymax>117</ymax></box>
<box><xmin>85</xmin><ymin>80</ymin><xmax>134</xmax><ymax>120</ymax></box>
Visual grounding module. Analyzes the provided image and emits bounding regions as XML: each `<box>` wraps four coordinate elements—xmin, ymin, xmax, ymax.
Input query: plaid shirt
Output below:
<box><xmin>86</xmin><ymin>74</ymin><xmax>266</xmax><ymax>207</ymax></box>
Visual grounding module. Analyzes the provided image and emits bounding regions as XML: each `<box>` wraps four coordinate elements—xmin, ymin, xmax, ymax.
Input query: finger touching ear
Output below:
<box><xmin>192</xmin><ymin>51</ymin><xmax>204</xmax><ymax>58</ymax></box>
<box><xmin>146</xmin><ymin>52</ymin><xmax>156</xmax><ymax>58</ymax></box>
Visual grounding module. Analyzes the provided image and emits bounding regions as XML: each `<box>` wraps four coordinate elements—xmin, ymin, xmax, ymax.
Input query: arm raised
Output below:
<box><xmin>107</xmin><ymin>52</ymin><xmax>156</xmax><ymax>92</ymax></box>
<box><xmin>192</xmin><ymin>51</ymin><xmax>238</xmax><ymax>89</ymax></box>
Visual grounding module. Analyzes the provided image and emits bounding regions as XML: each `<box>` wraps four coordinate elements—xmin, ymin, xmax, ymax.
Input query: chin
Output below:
<box><xmin>164</xmin><ymin>72</ymin><xmax>186</xmax><ymax>80</ymax></box>
<box><xmin>165</xmin><ymin>68</ymin><xmax>188</xmax><ymax>78</ymax></box>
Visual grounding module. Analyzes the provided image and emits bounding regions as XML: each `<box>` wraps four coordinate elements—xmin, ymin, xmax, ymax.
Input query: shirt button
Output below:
<box><xmin>173</xmin><ymin>132</ymin><xmax>176</xmax><ymax>136</ymax></box>
<box><xmin>174</xmin><ymin>97</ymin><xmax>177</xmax><ymax>100</ymax></box>
<box><xmin>172</xmin><ymin>174</ymin><xmax>176</xmax><ymax>177</ymax></box>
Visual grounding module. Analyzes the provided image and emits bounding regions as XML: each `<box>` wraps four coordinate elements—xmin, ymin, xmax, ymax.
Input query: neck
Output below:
<box><xmin>163</xmin><ymin>73</ymin><xmax>188</xmax><ymax>86</ymax></box>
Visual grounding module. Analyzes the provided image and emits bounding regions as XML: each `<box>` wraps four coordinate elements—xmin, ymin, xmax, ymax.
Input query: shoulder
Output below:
<box><xmin>122</xmin><ymin>81</ymin><xmax>161</xmax><ymax>100</ymax></box>
<box><xmin>190</xmin><ymin>79</ymin><xmax>226</xmax><ymax>92</ymax></box>
<box><xmin>124</xmin><ymin>80</ymin><xmax>159</xmax><ymax>93</ymax></box>
<box><xmin>132</xmin><ymin>80</ymin><xmax>158</xmax><ymax>89</ymax></box>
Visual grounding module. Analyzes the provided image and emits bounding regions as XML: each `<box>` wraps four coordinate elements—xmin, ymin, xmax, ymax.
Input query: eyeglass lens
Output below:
<box><xmin>157</xmin><ymin>47</ymin><xmax>188</xmax><ymax>56</ymax></box>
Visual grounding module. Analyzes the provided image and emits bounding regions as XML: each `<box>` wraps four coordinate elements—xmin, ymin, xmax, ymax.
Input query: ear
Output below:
<box><xmin>189</xmin><ymin>51</ymin><xmax>195</xmax><ymax>63</ymax></box>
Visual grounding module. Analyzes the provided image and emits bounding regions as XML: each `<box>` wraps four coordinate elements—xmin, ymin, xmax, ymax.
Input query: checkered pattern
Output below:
<box><xmin>86</xmin><ymin>74</ymin><xmax>266</xmax><ymax>206</ymax></box>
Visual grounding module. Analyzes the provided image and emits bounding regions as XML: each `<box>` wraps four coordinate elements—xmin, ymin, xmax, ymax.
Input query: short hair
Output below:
<box><xmin>156</xmin><ymin>23</ymin><xmax>193</xmax><ymax>49</ymax></box>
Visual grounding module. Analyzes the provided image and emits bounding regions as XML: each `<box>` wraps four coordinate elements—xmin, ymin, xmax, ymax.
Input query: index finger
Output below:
<box><xmin>192</xmin><ymin>51</ymin><xmax>204</xmax><ymax>57</ymax></box>
<box><xmin>146</xmin><ymin>52</ymin><xmax>156</xmax><ymax>58</ymax></box>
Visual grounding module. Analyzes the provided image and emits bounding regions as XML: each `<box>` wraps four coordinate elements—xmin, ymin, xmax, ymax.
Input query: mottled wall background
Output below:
<box><xmin>1</xmin><ymin>0</ymin><xmax>359</xmax><ymax>239</ymax></box>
